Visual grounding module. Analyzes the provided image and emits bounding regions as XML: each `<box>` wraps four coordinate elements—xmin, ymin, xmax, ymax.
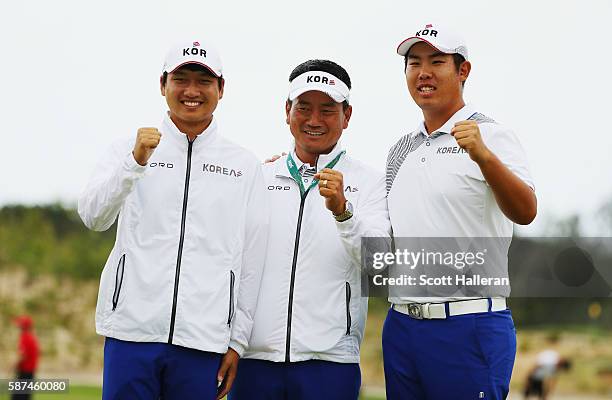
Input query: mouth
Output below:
<box><xmin>417</xmin><ymin>85</ymin><xmax>436</xmax><ymax>94</ymax></box>
<box><xmin>181</xmin><ymin>100</ymin><xmax>203</xmax><ymax>107</ymax></box>
<box><xmin>304</xmin><ymin>130</ymin><xmax>325</xmax><ymax>137</ymax></box>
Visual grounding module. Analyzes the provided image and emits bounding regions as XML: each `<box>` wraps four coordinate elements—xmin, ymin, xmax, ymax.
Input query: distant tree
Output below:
<box><xmin>0</xmin><ymin>204</ymin><xmax>115</xmax><ymax>280</ymax></box>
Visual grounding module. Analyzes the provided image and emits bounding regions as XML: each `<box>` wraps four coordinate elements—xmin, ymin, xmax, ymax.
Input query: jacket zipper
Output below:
<box><xmin>112</xmin><ymin>254</ymin><xmax>126</xmax><ymax>311</ymax></box>
<box><xmin>345</xmin><ymin>282</ymin><xmax>352</xmax><ymax>335</ymax></box>
<box><xmin>227</xmin><ymin>271</ymin><xmax>235</xmax><ymax>325</ymax></box>
<box><xmin>168</xmin><ymin>138</ymin><xmax>194</xmax><ymax>344</ymax></box>
<box><xmin>285</xmin><ymin>189</ymin><xmax>310</xmax><ymax>362</ymax></box>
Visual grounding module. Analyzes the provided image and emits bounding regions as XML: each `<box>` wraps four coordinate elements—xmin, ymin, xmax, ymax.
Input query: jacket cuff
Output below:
<box><xmin>123</xmin><ymin>152</ymin><xmax>147</xmax><ymax>175</ymax></box>
<box><xmin>229</xmin><ymin>340</ymin><xmax>246</xmax><ymax>357</ymax></box>
<box><xmin>335</xmin><ymin>214</ymin><xmax>356</xmax><ymax>235</ymax></box>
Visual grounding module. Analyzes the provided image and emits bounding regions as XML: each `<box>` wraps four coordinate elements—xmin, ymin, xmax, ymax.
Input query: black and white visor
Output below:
<box><xmin>288</xmin><ymin>71</ymin><xmax>350</xmax><ymax>103</ymax></box>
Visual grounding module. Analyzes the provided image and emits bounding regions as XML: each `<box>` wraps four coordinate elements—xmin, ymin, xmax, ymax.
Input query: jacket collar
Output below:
<box><xmin>416</xmin><ymin>104</ymin><xmax>477</xmax><ymax>139</ymax></box>
<box><xmin>275</xmin><ymin>141</ymin><xmax>345</xmax><ymax>178</ymax></box>
<box><xmin>162</xmin><ymin>112</ymin><xmax>219</xmax><ymax>146</ymax></box>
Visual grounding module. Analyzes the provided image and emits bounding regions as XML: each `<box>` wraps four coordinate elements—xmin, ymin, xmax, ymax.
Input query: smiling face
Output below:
<box><xmin>286</xmin><ymin>90</ymin><xmax>352</xmax><ymax>165</ymax></box>
<box><xmin>405</xmin><ymin>41</ymin><xmax>470</xmax><ymax>119</ymax></box>
<box><xmin>160</xmin><ymin>65</ymin><xmax>224</xmax><ymax>135</ymax></box>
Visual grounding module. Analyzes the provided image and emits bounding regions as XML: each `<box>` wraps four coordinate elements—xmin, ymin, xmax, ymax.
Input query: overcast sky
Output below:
<box><xmin>1</xmin><ymin>0</ymin><xmax>610</xmax><ymax>235</ymax></box>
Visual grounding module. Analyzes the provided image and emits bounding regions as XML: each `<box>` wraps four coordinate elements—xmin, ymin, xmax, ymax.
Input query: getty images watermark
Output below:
<box><xmin>360</xmin><ymin>237</ymin><xmax>612</xmax><ymax>298</ymax></box>
<box><xmin>371</xmin><ymin>247</ymin><xmax>508</xmax><ymax>287</ymax></box>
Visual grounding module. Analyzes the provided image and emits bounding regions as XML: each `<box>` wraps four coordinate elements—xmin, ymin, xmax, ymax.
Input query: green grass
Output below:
<box><xmin>0</xmin><ymin>385</ymin><xmax>100</xmax><ymax>400</ymax></box>
<box><xmin>34</xmin><ymin>385</ymin><xmax>101</xmax><ymax>400</ymax></box>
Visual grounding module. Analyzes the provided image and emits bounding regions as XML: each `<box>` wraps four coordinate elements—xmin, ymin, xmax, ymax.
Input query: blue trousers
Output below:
<box><xmin>102</xmin><ymin>337</ymin><xmax>222</xmax><ymax>400</ymax></box>
<box><xmin>382</xmin><ymin>307</ymin><xmax>516</xmax><ymax>400</ymax></box>
<box><xmin>229</xmin><ymin>359</ymin><xmax>361</xmax><ymax>400</ymax></box>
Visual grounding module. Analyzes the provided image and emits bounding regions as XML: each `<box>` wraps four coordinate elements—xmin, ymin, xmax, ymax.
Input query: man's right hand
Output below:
<box><xmin>263</xmin><ymin>152</ymin><xmax>287</xmax><ymax>164</ymax></box>
<box><xmin>133</xmin><ymin>127</ymin><xmax>162</xmax><ymax>166</ymax></box>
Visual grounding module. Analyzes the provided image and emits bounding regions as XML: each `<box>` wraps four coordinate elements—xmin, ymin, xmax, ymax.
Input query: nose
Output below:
<box><xmin>184</xmin><ymin>81</ymin><xmax>201</xmax><ymax>97</ymax></box>
<box><xmin>306</xmin><ymin>110</ymin><xmax>323</xmax><ymax>128</ymax></box>
<box><xmin>417</xmin><ymin>65</ymin><xmax>433</xmax><ymax>80</ymax></box>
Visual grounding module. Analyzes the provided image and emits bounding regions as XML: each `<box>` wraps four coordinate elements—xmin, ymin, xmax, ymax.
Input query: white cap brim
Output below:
<box><xmin>164</xmin><ymin>61</ymin><xmax>222</xmax><ymax>77</ymax></box>
<box><xmin>288</xmin><ymin>71</ymin><xmax>350</xmax><ymax>103</ymax></box>
<box><xmin>397</xmin><ymin>36</ymin><xmax>452</xmax><ymax>56</ymax></box>
<box><xmin>288</xmin><ymin>85</ymin><xmax>346</xmax><ymax>103</ymax></box>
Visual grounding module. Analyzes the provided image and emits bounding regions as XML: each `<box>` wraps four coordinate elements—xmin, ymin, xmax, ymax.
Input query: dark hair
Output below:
<box><xmin>288</xmin><ymin>59</ymin><xmax>351</xmax><ymax>110</ymax></box>
<box><xmin>161</xmin><ymin>64</ymin><xmax>223</xmax><ymax>89</ymax></box>
<box><xmin>403</xmin><ymin>52</ymin><xmax>466</xmax><ymax>87</ymax></box>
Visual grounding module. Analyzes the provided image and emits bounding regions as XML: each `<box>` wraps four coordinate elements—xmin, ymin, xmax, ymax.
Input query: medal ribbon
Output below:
<box><xmin>286</xmin><ymin>151</ymin><xmax>345</xmax><ymax>195</ymax></box>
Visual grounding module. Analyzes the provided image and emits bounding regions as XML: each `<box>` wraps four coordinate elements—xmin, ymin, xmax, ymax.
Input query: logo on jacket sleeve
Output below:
<box><xmin>202</xmin><ymin>163</ymin><xmax>242</xmax><ymax>177</ymax></box>
<box><xmin>149</xmin><ymin>162</ymin><xmax>174</xmax><ymax>168</ymax></box>
<box><xmin>268</xmin><ymin>185</ymin><xmax>291</xmax><ymax>191</ymax></box>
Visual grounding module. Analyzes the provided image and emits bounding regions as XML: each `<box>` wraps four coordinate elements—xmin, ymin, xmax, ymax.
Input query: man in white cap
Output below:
<box><xmin>383</xmin><ymin>24</ymin><xmax>537</xmax><ymax>399</ymax></box>
<box><xmin>78</xmin><ymin>40</ymin><xmax>269</xmax><ymax>400</ymax></box>
<box><xmin>229</xmin><ymin>59</ymin><xmax>391</xmax><ymax>400</ymax></box>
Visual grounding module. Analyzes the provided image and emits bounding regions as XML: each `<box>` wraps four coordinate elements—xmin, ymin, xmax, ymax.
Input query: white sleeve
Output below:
<box><xmin>483</xmin><ymin>126</ymin><xmax>535</xmax><ymax>190</ymax></box>
<box><xmin>334</xmin><ymin>171</ymin><xmax>392</xmax><ymax>273</ymax></box>
<box><xmin>77</xmin><ymin>140</ymin><xmax>146</xmax><ymax>231</ymax></box>
<box><xmin>229</xmin><ymin>164</ymin><xmax>270</xmax><ymax>356</ymax></box>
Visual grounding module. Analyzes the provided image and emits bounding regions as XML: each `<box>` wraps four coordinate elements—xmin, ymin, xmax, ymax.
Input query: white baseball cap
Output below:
<box><xmin>396</xmin><ymin>23</ymin><xmax>468</xmax><ymax>60</ymax></box>
<box><xmin>162</xmin><ymin>40</ymin><xmax>223</xmax><ymax>77</ymax></box>
<box><xmin>288</xmin><ymin>71</ymin><xmax>350</xmax><ymax>103</ymax></box>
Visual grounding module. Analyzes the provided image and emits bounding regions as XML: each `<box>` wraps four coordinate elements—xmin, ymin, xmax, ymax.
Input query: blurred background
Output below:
<box><xmin>1</xmin><ymin>0</ymin><xmax>611</xmax><ymax>398</ymax></box>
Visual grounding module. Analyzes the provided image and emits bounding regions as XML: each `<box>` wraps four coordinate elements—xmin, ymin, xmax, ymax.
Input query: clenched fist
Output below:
<box><xmin>133</xmin><ymin>128</ymin><xmax>162</xmax><ymax>166</ymax></box>
<box><xmin>314</xmin><ymin>168</ymin><xmax>347</xmax><ymax>215</ymax></box>
<box><xmin>450</xmin><ymin>121</ymin><xmax>492</xmax><ymax>165</ymax></box>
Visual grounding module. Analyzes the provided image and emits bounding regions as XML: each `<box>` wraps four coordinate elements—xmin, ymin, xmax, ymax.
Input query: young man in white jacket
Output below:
<box><xmin>78</xmin><ymin>40</ymin><xmax>269</xmax><ymax>400</ymax></box>
<box><xmin>230</xmin><ymin>60</ymin><xmax>391</xmax><ymax>400</ymax></box>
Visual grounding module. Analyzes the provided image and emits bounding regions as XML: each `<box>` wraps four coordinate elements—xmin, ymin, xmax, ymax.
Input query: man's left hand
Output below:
<box><xmin>216</xmin><ymin>348</ymin><xmax>239</xmax><ymax>399</ymax></box>
<box><xmin>314</xmin><ymin>168</ymin><xmax>347</xmax><ymax>215</ymax></box>
<box><xmin>451</xmin><ymin>121</ymin><xmax>493</xmax><ymax>165</ymax></box>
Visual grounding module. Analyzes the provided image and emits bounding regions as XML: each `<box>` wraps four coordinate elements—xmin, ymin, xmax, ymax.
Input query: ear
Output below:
<box><xmin>285</xmin><ymin>100</ymin><xmax>292</xmax><ymax>125</ymax></box>
<box><xmin>460</xmin><ymin>60</ymin><xmax>471</xmax><ymax>84</ymax></box>
<box><xmin>160</xmin><ymin>75</ymin><xmax>166</xmax><ymax>96</ymax></box>
<box><xmin>218</xmin><ymin>78</ymin><xmax>225</xmax><ymax>100</ymax></box>
<box><xmin>342</xmin><ymin>104</ymin><xmax>353</xmax><ymax>129</ymax></box>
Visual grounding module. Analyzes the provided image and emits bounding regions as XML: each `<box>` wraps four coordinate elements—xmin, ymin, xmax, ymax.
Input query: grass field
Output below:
<box><xmin>0</xmin><ymin>385</ymin><xmax>100</xmax><ymax>400</ymax></box>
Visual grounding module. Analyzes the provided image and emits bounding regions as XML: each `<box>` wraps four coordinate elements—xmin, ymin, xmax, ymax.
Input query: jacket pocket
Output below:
<box><xmin>345</xmin><ymin>282</ymin><xmax>352</xmax><ymax>335</ymax></box>
<box><xmin>112</xmin><ymin>254</ymin><xmax>126</xmax><ymax>311</ymax></box>
<box><xmin>227</xmin><ymin>271</ymin><xmax>235</xmax><ymax>325</ymax></box>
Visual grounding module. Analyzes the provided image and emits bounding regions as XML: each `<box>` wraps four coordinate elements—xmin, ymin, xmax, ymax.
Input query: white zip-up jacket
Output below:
<box><xmin>78</xmin><ymin>114</ymin><xmax>269</xmax><ymax>356</ymax></box>
<box><xmin>244</xmin><ymin>144</ymin><xmax>391</xmax><ymax>363</ymax></box>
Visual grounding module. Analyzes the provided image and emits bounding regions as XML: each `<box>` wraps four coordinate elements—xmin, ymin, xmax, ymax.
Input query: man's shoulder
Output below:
<box><xmin>388</xmin><ymin>130</ymin><xmax>420</xmax><ymax>153</ymax></box>
<box><xmin>467</xmin><ymin>111</ymin><xmax>499</xmax><ymax>125</ymax></box>
<box><xmin>341</xmin><ymin>155</ymin><xmax>384</xmax><ymax>184</ymax></box>
<box><xmin>342</xmin><ymin>154</ymin><xmax>380</xmax><ymax>174</ymax></box>
<box><xmin>210</xmin><ymin>135</ymin><xmax>262</xmax><ymax>167</ymax></box>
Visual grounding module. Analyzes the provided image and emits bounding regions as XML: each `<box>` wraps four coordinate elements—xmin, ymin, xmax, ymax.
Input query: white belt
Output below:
<box><xmin>392</xmin><ymin>298</ymin><xmax>507</xmax><ymax>320</ymax></box>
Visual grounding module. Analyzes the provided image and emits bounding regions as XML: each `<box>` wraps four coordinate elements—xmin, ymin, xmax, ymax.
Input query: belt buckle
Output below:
<box><xmin>407</xmin><ymin>304</ymin><xmax>424</xmax><ymax>319</ymax></box>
